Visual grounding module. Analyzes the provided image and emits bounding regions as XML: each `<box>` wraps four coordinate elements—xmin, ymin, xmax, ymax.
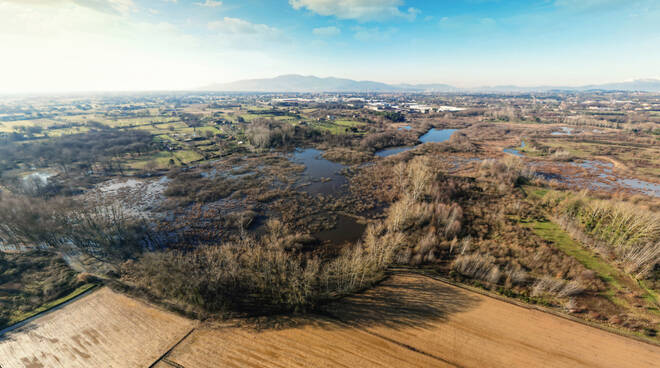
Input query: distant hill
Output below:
<box><xmin>200</xmin><ymin>75</ymin><xmax>398</xmax><ymax>93</ymax></box>
<box><xmin>582</xmin><ymin>79</ymin><xmax>660</xmax><ymax>92</ymax></box>
<box><xmin>200</xmin><ymin>75</ymin><xmax>660</xmax><ymax>93</ymax></box>
<box><xmin>479</xmin><ymin>79</ymin><xmax>660</xmax><ymax>93</ymax></box>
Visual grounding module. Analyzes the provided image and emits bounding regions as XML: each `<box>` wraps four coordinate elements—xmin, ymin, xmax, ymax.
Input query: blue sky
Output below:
<box><xmin>0</xmin><ymin>0</ymin><xmax>659</xmax><ymax>92</ymax></box>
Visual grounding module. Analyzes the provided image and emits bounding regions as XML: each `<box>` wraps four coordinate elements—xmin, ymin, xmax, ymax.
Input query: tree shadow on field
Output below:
<box><xmin>237</xmin><ymin>273</ymin><xmax>482</xmax><ymax>333</ymax></box>
<box><xmin>320</xmin><ymin>273</ymin><xmax>482</xmax><ymax>331</ymax></box>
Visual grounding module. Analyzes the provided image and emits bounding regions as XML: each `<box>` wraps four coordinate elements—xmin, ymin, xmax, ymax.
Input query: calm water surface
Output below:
<box><xmin>375</xmin><ymin>128</ymin><xmax>458</xmax><ymax>157</ymax></box>
<box><xmin>290</xmin><ymin>148</ymin><xmax>347</xmax><ymax>194</ymax></box>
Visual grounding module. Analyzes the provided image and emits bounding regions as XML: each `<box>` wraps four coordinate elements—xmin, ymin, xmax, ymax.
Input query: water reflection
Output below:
<box><xmin>314</xmin><ymin>214</ymin><xmax>366</xmax><ymax>246</ymax></box>
<box><xmin>503</xmin><ymin>140</ymin><xmax>525</xmax><ymax>156</ymax></box>
<box><xmin>419</xmin><ymin>128</ymin><xmax>457</xmax><ymax>143</ymax></box>
<box><xmin>551</xmin><ymin>127</ymin><xmax>574</xmax><ymax>136</ymax></box>
<box><xmin>374</xmin><ymin>128</ymin><xmax>458</xmax><ymax>157</ymax></box>
<box><xmin>575</xmin><ymin>160</ymin><xmax>660</xmax><ymax>197</ymax></box>
<box><xmin>290</xmin><ymin>148</ymin><xmax>347</xmax><ymax>194</ymax></box>
<box><xmin>375</xmin><ymin>146</ymin><xmax>413</xmax><ymax>157</ymax></box>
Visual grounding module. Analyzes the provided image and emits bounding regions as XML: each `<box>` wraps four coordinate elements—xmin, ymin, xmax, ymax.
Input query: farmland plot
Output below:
<box><xmin>324</xmin><ymin>274</ymin><xmax>660</xmax><ymax>368</ymax></box>
<box><xmin>162</xmin><ymin>273</ymin><xmax>660</xmax><ymax>368</ymax></box>
<box><xmin>0</xmin><ymin>288</ymin><xmax>195</xmax><ymax>368</ymax></box>
<box><xmin>2</xmin><ymin>274</ymin><xmax>658</xmax><ymax>367</ymax></box>
<box><xmin>163</xmin><ymin>317</ymin><xmax>448</xmax><ymax>368</ymax></box>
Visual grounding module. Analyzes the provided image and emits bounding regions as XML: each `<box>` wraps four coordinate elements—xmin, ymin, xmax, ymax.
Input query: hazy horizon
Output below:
<box><xmin>1</xmin><ymin>0</ymin><xmax>659</xmax><ymax>93</ymax></box>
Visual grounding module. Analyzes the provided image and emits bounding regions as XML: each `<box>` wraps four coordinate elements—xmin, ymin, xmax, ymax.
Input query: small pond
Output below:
<box><xmin>551</xmin><ymin>127</ymin><xmax>574</xmax><ymax>136</ymax></box>
<box><xmin>419</xmin><ymin>128</ymin><xmax>457</xmax><ymax>143</ymax></box>
<box><xmin>503</xmin><ymin>140</ymin><xmax>525</xmax><ymax>156</ymax></box>
<box><xmin>374</xmin><ymin>128</ymin><xmax>458</xmax><ymax>157</ymax></box>
<box><xmin>314</xmin><ymin>214</ymin><xmax>366</xmax><ymax>246</ymax></box>
<box><xmin>619</xmin><ymin>178</ymin><xmax>660</xmax><ymax>197</ymax></box>
<box><xmin>290</xmin><ymin>148</ymin><xmax>348</xmax><ymax>194</ymax></box>
<box><xmin>572</xmin><ymin>160</ymin><xmax>660</xmax><ymax>197</ymax></box>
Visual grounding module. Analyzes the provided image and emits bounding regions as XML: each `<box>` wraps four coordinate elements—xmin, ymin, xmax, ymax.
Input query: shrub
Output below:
<box><xmin>548</xmin><ymin>192</ymin><xmax>660</xmax><ymax>279</ymax></box>
<box><xmin>478</xmin><ymin>157</ymin><xmax>534</xmax><ymax>187</ymax></box>
<box><xmin>445</xmin><ymin>132</ymin><xmax>478</xmax><ymax>152</ymax></box>
<box><xmin>551</xmin><ymin>150</ymin><xmax>575</xmax><ymax>161</ymax></box>
<box><xmin>124</xmin><ymin>223</ymin><xmax>403</xmax><ymax>316</ymax></box>
<box><xmin>359</xmin><ymin>131</ymin><xmax>415</xmax><ymax>152</ymax></box>
<box><xmin>452</xmin><ymin>253</ymin><xmax>501</xmax><ymax>284</ymax></box>
<box><xmin>531</xmin><ymin>276</ymin><xmax>585</xmax><ymax>298</ymax></box>
<box><xmin>321</xmin><ymin>148</ymin><xmax>372</xmax><ymax>165</ymax></box>
<box><xmin>502</xmin><ymin>266</ymin><xmax>528</xmax><ymax>286</ymax></box>
<box><xmin>244</xmin><ymin>119</ymin><xmax>321</xmax><ymax>149</ymax></box>
<box><xmin>386</xmin><ymin>195</ymin><xmax>434</xmax><ymax>232</ymax></box>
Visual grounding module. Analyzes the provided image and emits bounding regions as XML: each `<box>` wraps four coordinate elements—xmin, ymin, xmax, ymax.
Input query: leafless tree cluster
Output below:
<box><xmin>124</xmin><ymin>221</ymin><xmax>402</xmax><ymax>315</ymax></box>
<box><xmin>0</xmin><ymin>194</ymin><xmax>150</xmax><ymax>267</ymax></box>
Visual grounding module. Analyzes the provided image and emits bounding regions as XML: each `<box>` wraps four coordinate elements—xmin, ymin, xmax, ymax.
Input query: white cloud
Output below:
<box><xmin>313</xmin><ymin>26</ymin><xmax>340</xmax><ymax>36</ymax></box>
<box><xmin>206</xmin><ymin>17</ymin><xmax>284</xmax><ymax>49</ymax></box>
<box><xmin>352</xmin><ymin>26</ymin><xmax>397</xmax><ymax>41</ymax></box>
<box><xmin>195</xmin><ymin>0</ymin><xmax>222</xmax><ymax>8</ymax></box>
<box><xmin>207</xmin><ymin>17</ymin><xmax>277</xmax><ymax>35</ymax></box>
<box><xmin>290</xmin><ymin>0</ymin><xmax>419</xmax><ymax>21</ymax></box>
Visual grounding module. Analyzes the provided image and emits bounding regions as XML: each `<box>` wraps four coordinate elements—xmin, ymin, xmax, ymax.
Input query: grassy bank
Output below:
<box><xmin>5</xmin><ymin>283</ymin><xmax>97</xmax><ymax>330</ymax></box>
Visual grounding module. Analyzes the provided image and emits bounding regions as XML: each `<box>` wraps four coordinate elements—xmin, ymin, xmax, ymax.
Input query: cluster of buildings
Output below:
<box><xmin>365</xmin><ymin>102</ymin><xmax>463</xmax><ymax>114</ymax></box>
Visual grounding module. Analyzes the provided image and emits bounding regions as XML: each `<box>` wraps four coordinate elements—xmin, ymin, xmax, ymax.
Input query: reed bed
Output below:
<box><xmin>543</xmin><ymin>191</ymin><xmax>660</xmax><ymax>279</ymax></box>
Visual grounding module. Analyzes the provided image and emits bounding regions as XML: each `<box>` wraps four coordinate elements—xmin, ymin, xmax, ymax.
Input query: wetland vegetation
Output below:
<box><xmin>0</xmin><ymin>91</ymin><xmax>658</xmax><ymax>339</ymax></box>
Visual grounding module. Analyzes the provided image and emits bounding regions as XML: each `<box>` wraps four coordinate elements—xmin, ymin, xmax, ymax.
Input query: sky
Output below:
<box><xmin>0</xmin><ymin>0</ymin><xmax>659</xmax><ymax>93</ymax></box>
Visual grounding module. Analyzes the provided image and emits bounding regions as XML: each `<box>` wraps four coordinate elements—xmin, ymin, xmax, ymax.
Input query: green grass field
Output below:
<box><xmin>174</xmin><ymin>149</ymin><xmax>204</xmax><ymax>164</ymax></box>
<box><xmin>527</xmin><ymin>219</ymin><xmax>623</xmax><ymax>288</ymax></box>
<box><xmin>334</xmin><ymin>119</ymin><xmax>364</xmax><ymax>127</ymax></box>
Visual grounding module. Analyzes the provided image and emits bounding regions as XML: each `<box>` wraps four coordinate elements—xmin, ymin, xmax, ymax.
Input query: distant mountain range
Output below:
<box><xmin>200</xmin><ymin>75</ymin><xmax>660</xmax><ymax>93</ymax></box>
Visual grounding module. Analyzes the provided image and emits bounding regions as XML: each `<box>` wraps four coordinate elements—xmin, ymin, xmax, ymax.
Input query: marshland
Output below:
<box><xmin>1</xmin><ymin>91</ymin><xmax>659</xmax><ymax>366</ymax></box>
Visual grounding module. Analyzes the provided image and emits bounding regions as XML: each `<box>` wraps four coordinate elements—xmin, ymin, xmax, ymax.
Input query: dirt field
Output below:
<box><xmin>324</xmin><ymin>274</ymin><xmax>660</xmax><ymax>367</ymax></box>
<box><xmin>163</xmin><ymin>317</ymin><xmax>448</xmax><ymax>368</ymax></box>
<box><xmin>161</xmin><ymin>274</ymin><xmax>659</xmax><ymax>368</ymax></box>
<box><xmin>1</xmin><ymin>274</ymin><xmax>658</xmax><ymax>367</ymax></box>
<box><xmin>0</xmin><ymin>288</ymin><xmax>195</xmax><ymax>368</ymax></box>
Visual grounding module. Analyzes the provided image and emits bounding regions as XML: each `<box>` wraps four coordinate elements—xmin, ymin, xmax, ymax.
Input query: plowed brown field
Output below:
<box><xmin>2</xmin><ymin>274</ymin><xmax>658</xmax><ymax>368</ymax></box>
<box><xmin>0</xmin><ymin>287</ymin><xmax>195</xmax><ymax>368</ymax></box>
<box><xmin>163</xmin><ymin>274</ymin><xmax>660</xmax><ymax>368</ymax></box>
<box><xmin>164</xmin><ymin>317</ymin><xmax>449</xmax><ymax>368</ymax></box>
<box><xmin>323</xmin><ymin>274</ymin><xmax>660</xmax><ymax>368</ymax></box>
